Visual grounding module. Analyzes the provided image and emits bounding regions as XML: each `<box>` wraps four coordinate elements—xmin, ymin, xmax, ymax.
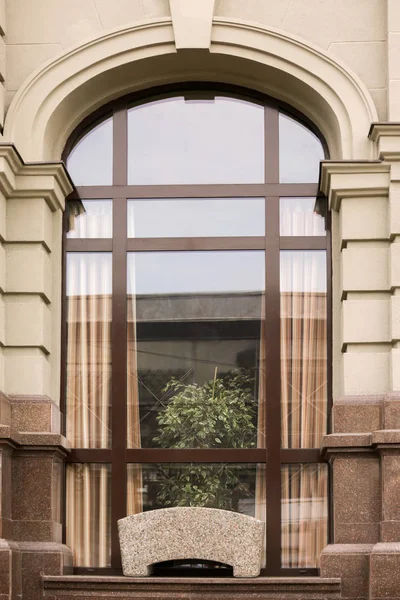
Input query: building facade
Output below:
<box><xmin>0</xmin><ymin>0</ymin><xmax>399</xmax><ymax>598</ymax></box>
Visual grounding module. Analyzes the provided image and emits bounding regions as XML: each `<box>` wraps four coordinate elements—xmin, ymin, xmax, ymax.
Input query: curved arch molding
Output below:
<box><xmin>3</xmin><ymin>16</ymin><xmax>378</xmax><ymax>161</ymax></box>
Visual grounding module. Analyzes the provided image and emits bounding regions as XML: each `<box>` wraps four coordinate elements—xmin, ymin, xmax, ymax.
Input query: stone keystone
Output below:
<box><xmin>118</xmin><ymin>507</ymin><xmax>265</xmax><ymax>577</ymax></box>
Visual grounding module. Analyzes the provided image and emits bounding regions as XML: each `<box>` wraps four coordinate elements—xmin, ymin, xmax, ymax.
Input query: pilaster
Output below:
<box><xmin>321</xmin><ymin>150</ymin><xmax>400</xmax><ymax>598</ymax></box>
<box><xmin>0</xmin><ymin>145</ymin><xmax>74</xmax><ymax>600</ymax></box>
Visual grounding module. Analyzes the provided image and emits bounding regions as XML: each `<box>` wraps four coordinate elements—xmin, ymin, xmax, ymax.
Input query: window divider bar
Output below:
<box><xmin>126</xmin><ymin>237</ymin><xmax>265</xmax><ymax>252</ymax></box>
<box><xmin>265</xmin><ymin>107</ymin><xmax>279</xmax><ymax>183</ymax></box>
<box><xmin>65</xmin><ymin>239</ymin><xmax>113</xmax><ymax>252</ymax></box>
<box><xmin>280</xmin><ymin>237</ymin><xmax>327</xmax><ymax>250</ymax></box>
<box><xmin>264</xmin><ymin>196</ymin><xmax>282</xmax><ymax>574</ymax></box>
<box><xmin>125</xmin><ymin>449</ymin><xmax>266</xmax><ymax>463</ymax></box>
<box><xmin>113</xmin><ymin>106</ymin><xmax>127</xmax><ymax>186</ymax></box>
<box><xmin>67</xmin><ymin>449</ymin><xmax>113</xmax><ymax>463</ymax></box>
<box><xmin>74</xmin><ymin>183</ymin><xmax>318</xmax><ymax>199</ymax></box>
<box><xmin>110</xmin><ymin>196</ymin><xmax>128</xmax><ymax>569</ymax></box>
<box><xmin>280</xmin><ymin>449</ymin><xmax>324</xmax><ymax>463</ymax></box>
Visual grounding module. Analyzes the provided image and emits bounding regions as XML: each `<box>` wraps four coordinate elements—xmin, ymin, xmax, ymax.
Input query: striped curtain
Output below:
<box><xmin>65</xmin><ymin>253</ymin><xmax>112</xmax><ymax>567</ymax></box>
<box><xmin>280</xmin><ymin>250</ymin><xmax>328</xmax><ymax>568</ymax></box>
<box><xmin>281</xmin><ymin>465</ymin><xmax>328</xmax><ymax>568</ymax></box>
<box><xmin>280</xmin><ymin>251</ymin><xmax>327</xmax><ymax>449</ymax></box>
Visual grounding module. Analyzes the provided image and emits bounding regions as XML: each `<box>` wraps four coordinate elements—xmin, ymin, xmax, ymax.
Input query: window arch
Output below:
<box><xmin>63</xmin><ymin>84</ymin><xmax>330</xmax><ymax>576</ymax></box>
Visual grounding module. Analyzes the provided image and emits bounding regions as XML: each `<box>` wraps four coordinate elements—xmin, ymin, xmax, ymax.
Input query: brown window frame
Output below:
<box><xmin>61</xmin><ymin>82</ymin><xmax>332</xmax><ymax>577</ymax></box>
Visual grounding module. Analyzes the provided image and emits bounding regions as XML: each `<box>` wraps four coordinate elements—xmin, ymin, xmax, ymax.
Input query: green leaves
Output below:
<box><xmin>154</xmin><ymin>369</ymin><xmax>256</xmax><ymax>450</ymax></box>
<box><xmin>154</xmin><ymin>369</ymin><xmax>257</xmax><ymax>510</ymax></box>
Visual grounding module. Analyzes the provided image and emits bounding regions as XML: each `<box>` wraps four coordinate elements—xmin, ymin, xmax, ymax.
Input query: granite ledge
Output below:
<box><xmin>321</xmin><ymin>433</ymin><xmax>372</xmax><ymax>450</ymax></box>
<box><xmin>372</xmin><ymin>429</ymin><xmax>400</xmax><ymax>445</ymax></box>
<box><xmin>371</xmin><ymin>542</ymin><xmax>400</xmax><ymax>554</ymax></box>
<box><xmin>321</xmin><ymin>544</ymin><xmax>375</xmax><ymax>555</ymax></box>
<box><xmin>42</xmin><ymin>575</ymin><xmax>342</xmax><ymax>593</ymax></box>
<box><xmin>18</xmin><ymin>432</ymin><xmax>70</xmax><ymax>449</ymax></box>
<box><xmin>0</xmin><ymin>428</ymin><xmax>70</xmax><ymax>451</ymax></box>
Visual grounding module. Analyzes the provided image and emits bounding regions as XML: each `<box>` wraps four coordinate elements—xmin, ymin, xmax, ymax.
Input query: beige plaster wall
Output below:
<box><xmin>215</xmin><ymin>0</ymin><xmax>387</xmax><ymax>119</ymax></box>
<box><xmin>4</xmin><ymin>0</ymin><xmax>387</xmax><ymax>119</ymax></box>
<box><xmin>4</xmin><ymin>0</ymin><xmax>171</xmax><ymax>110</ymax></box>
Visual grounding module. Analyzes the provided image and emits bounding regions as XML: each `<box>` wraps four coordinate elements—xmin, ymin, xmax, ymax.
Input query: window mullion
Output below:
<box><xmin>264</xmin><ymin>195</ymin><xmax>281</xmax><ymax>574</ymax></box>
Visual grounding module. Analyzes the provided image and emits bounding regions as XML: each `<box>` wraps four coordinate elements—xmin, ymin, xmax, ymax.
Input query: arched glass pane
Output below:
<box><xmin>67</xmin><ymin>118</ymin><xmax>113</xmax><ymax>186</ymax></box>
<box><xmin>279</xmin><ymin>114</ymin><xmax>324</xmax><ymax>183</ymax></box>
<box><xmin>127</xmin><ymin>97</ymin><xmax>265</xmax><ymax>184</ymax></box>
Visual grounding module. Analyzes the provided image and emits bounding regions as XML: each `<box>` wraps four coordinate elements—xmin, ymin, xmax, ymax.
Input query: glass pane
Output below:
<box><xmin>127</xmin><ymin>97</ymin><xmax>265</xmax><ymax>184</ymax></box>
<box><xmin>280</xmin><ymin>197</ymin><xmax>325</xmax><ymax>236</ymax></box>
<box><xmin>127</xmin><ymin>198</ymin><xmax>265</xmax><ymax>238</ymax></box>
<box><xmin>281</xmin><ymin>464</ymin><xmax>328</xmax><ymax>568</ymax></box>
<box><xmin>66</xmin><ymin>464</ymin><xmax>111</xmax><ymax>567</ymax></box>
<box><xmin>66</xmin><ymin>253</ymin><xmax>112</xmax><ymax>448</ymax></box>
<box><xmin>67</xmin><ymin>117</ymin><xmax>113</xmax><ymax>186</ymax></box>
<box><xmin>280</xmin><ymin>251</ymin><xmax>327</xmax><ymax>448</ymax></box>
<box><xmin>127</xmin><ymin>251</ymin><xmax>266</xmax><ymax>448</ymax></box>
<box><xmin>127</xmin><ymin>463</ymin><xmax>265</xmax><ymax>519</ymax></box>
<box><xmin>279</xmin><ymin>114</ymin><xmax>324</xmax><ymax>183</ymax></box>
<box><xmin>67</xmin><ymin>200</ymin><xmax>112</xmax><ymax>238</ymax></box>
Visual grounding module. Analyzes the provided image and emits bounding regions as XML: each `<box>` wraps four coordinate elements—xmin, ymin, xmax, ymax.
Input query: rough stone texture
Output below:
<box><xmin>333</xmin><ymin>396</ymin><xmax>383</xmax><ymax>434</ymax></box>
<box><xmin>0</xmin><ymin>393</ymin><xmax>10</xmax><ymax>427</ymax></box>
<box><xmin>332</xmin><ymin>456</ymin><xmax>380</xmax><ymax>544</ymax></box>
<box><xmin>383</xmin><ymin>393</ymin><xmax>400</xmax><ymax>428</ymax></box>
<box><xmin>380</xmin><ymin>452</ymin><xmax>400</xmax><ymax>545</ymax></box>
<box><xmin>42</xmin><ymin>575</ymin><xmax>342</xmax><ymax>599</ymax></box>
<box><xmin>118</xmin><ymin>508</ymin><xmax>265</xmax><ymax>578</ymax></box>
<box><xmin>9</xmin><ymin>395</ymin><xmax>59</xmax><ymax>433</ymax></box>
<box><xmin>0</xmin><ymin>539</ymin><xmax>21</xmax><ymax>600</ymax></box>
<box><xmin>19</xmin><ymin>542</ymin><xmax>72</xmax><ymax>600</ymax></box>
<box><xmin>320</xmin><ymin>544</ymin><xmax>373</xmax><ymax>599</ymax></box>
<box><xmin>370</xmin><ymin>543</ymin><xmax>400</xmax><ymax>599</ymax></box>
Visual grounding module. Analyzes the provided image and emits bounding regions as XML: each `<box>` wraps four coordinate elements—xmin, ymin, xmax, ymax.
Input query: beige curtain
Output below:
<box><xmin>65</xmin><ymin>253</ymin><xmax>112</xmax><ymax>567</ymax></box>
<box><xmin>66</xmin><ymin>464</ymin><xmax>111</xmax><ymax>567</ymax></box>
<box><xmin>280</xmin><ymin>251</ymin><xmax>328</xmax><ymax>568</ymax></box>
<box><xmin>281</xmin><ymin>465</ymin><xmax>328</xmax><ymax>568</ymax></box>
<box><xmin>126</xmin><ymin>254</ymin><xmax>143</xmax><ymax>515</ymax></box>
<box><xmin>280</xmin><ymin>252</ymin><xmax>327</xmax><ymax>448</ymax></box>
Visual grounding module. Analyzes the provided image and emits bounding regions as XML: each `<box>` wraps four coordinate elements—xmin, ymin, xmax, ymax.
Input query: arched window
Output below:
<box><xmin>63</xmin><ymin>84</ymin><xmax>329</xmax><ymax>576</ymax></box>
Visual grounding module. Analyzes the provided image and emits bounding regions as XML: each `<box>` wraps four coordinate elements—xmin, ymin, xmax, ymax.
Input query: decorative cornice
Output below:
<box><xmin>0</xmin><ymin>144</ymin><xmax>74</xmax><ymax>209</ymax></box>
<box><xmin>369</xmin><ymin>123</ymin><xmax>400</xmax><ymax>142</ymax></box>
<box><xmin>319</xmin><ymin>161</ymin><xmax>390</xmax><ymax>211</ymax></box>
<box><xmin>369</xmin><ymin>123</ymin><xmax>400</xmax><ymax>163</ymax></box>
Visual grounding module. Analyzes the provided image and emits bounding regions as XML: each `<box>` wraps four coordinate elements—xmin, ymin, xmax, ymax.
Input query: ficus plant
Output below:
<box><xmin>154</xmin><ymin>369</ymin><xmax>257</xmax><ymax>511</ymax></box>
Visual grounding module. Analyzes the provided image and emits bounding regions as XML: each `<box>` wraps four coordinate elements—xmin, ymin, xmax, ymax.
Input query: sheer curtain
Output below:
<box><xmin>280</xmin><ymin>250</ymin><xmax>328</xmax><ymax>567</ymax></box>
<box><xmin>281</xmin><ymin>465</ymin><xmax>328</xmax><ymax>568</ymax></box>
<box><xmin>65</xmin><ymin>253</ymin><xmax>112</xmax><ymax>567</ymax></box>
<box><xmin>126</xmin><ymin>255</ymin><xmax>143</xmax><ymax>515</ymax></box>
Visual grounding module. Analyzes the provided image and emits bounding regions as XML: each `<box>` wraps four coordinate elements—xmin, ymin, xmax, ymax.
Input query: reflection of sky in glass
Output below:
<box><xmin>127</xmin><ymin>251</ymin><xmax>265</xmax><ymax>295</ymax></box>
<box><xmin>127</xmin><ymin>198</ymin><xmax>265</xmax><ymax>238</ymax></box>
<box><xmin>128</xmin><ymin>97</ymin><xmax>265</xmax><ymax>184</ymax></box>
<box><xmin>66</xmin><ymin>253</ymin><xmax>112</xmax><ymax>296</ymax></box>
<box><xmin>279</xmin><ymin>114</ymin><xmax>324</xmax><ymax>183</ymax></box>
<box><xmin>280</xmin><ymin>251</ymin><xmax>326</xmax><ymax>293</ymax></box>
<box><xmin>67</xmin><ymin>119</ymin><xmax>113</xmax><ymax>186</ymax></box>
